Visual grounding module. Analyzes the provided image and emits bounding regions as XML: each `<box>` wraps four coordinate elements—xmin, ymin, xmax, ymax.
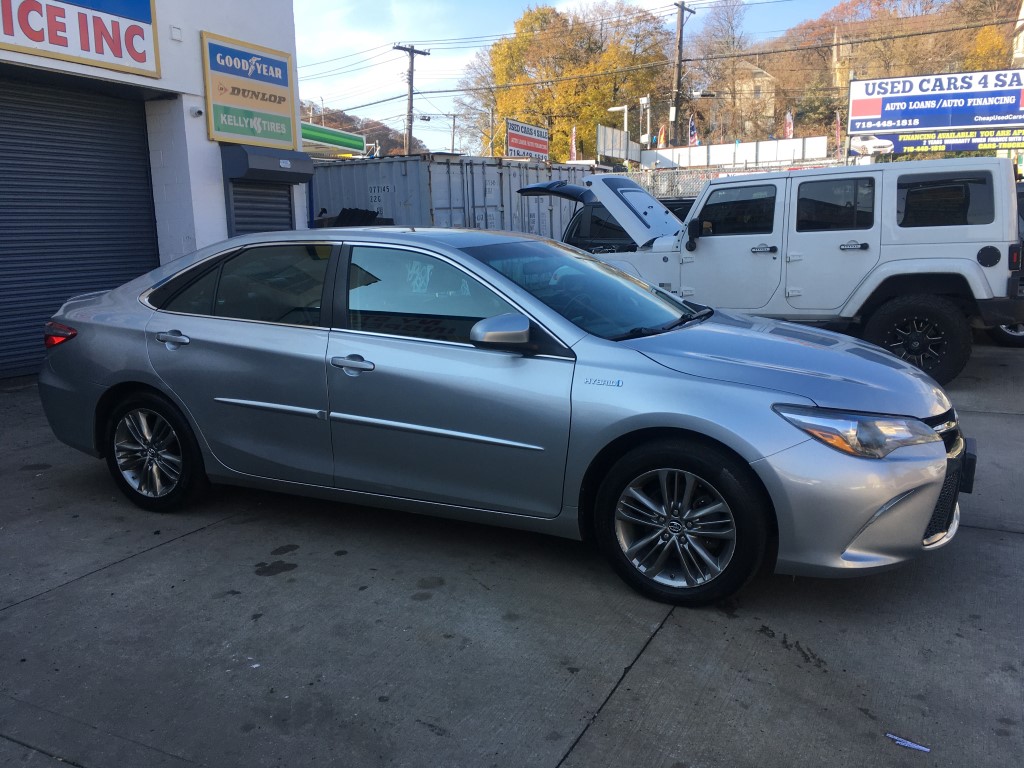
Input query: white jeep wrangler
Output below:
<box><xmin>584</xmin><ymin>158</ymin><xmax>1024</xmax><ymax>384</ymax></box>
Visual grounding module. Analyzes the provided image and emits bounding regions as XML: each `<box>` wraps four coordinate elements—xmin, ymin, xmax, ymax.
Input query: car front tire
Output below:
<box><xmin>594</xmin><ymin>440</ymin><xmax>769</xmax><ymax>606</ymax></box>
<box><xmin>105</xmin><ymin>393</ymin><xmax>204</xmax><ymax>512</ymax></box>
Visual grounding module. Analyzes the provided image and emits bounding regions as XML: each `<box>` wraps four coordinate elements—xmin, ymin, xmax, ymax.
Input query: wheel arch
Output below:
<box><xmin>576</xmin><ymin>427</ymin><xmax>779</xmax><ymax>566</ymax></box>
<box><xmin>856</xmin><ymin>273</ymin><xmax>978</xmax><ymax>326</ymax></box>
<box><xmin>93</xmin><ymin>382</ymin><xmax>186</xmax><ymax>458</ymax></box>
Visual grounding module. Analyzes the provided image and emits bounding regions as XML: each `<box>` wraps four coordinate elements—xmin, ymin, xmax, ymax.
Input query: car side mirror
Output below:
<box><xmin>470</xmin><ymin>313</ymin><xmax>532</xmax><ymax>352</ymax></box>
<box><xmin>685</xmin><ymin>219</ymin><xmax>700</xmax><ymax>252</ymax></box>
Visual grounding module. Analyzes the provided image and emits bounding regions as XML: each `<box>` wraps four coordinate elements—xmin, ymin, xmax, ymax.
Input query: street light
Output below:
<box><xmin>607</xmin><ymin>104</ymin><xmax>629</xmax><ymax>137</ymax></box>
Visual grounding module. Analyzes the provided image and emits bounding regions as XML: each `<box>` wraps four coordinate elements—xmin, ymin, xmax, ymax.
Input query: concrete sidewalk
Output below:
<box><xmin>1</xmin><ymin>346</ymin><xmax>1021</xmax><ymax>767</ymax></box>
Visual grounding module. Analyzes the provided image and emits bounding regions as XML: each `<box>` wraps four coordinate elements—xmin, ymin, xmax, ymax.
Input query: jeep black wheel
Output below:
<box><xmin>987</xmin><ymin>323</ymin><xmax>1024</xmax><ymax>348</ymax></box>
<box><xmin>863</xmin><ymin>295</ymin><xmax>972</xmax><ymax>385</ymax></box>
<box><xmin>594</xmin><ymin>440</ymin><xmax>769</xmax><ymax>606</ymax></box>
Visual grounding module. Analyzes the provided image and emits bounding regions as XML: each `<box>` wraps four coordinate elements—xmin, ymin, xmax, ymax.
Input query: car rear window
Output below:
<box><xmin>897</xmin><ymin>172</ymin><xmax>994</xmax><ymax>227</ymax></box>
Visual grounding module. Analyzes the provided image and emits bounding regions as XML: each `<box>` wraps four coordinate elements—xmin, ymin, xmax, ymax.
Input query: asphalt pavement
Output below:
<box><xmin>1</xmin><ymin>343</ymin><xmax>1021</xmax><ymax>768</ymax></box>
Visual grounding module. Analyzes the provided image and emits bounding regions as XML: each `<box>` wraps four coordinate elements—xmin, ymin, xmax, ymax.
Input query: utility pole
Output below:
<box><xmin>670</xmin><ymin>2</ymin><xmax>696</xmax><ymax>146</ymax></box>
<box><xmin>394</xmin><ymin>44</ymin><xmax>429</xmax><ymax>154</ymax></box>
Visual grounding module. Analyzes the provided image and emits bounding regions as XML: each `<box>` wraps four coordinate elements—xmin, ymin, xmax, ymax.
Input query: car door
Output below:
<box><xmin>681</xmin><ymin>180</ymin><xmax>787</xmax><ymax>310</ymax></box>
<box><xmin>785</xmin><ymin>173</ymin><xmax>882</xmax><ymax>310</ymax></box>
<box><xmin>147</xmin><ymin>242</ymin><xmax>335</xmax><ymax>486</ymax></box>
<box><xmin>326</xmin><ymin>243</ymin><xmax>575</xmax><ymax>519</ymax></box>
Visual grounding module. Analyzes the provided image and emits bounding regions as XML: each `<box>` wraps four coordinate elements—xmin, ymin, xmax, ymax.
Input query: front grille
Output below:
<box><xmin>921</xmin><ymin>408</ymin><xmax>963</xmax><ymax>544</ymax></box>
<box><xmin>922</xmin><ymin>409</ymin><xmax>960</xmax><ymax>453</ymax></box>
<box><xmin>924</xmin><ymin>456</ymin><xmax>961</xmax><ymax>543</ymax></box>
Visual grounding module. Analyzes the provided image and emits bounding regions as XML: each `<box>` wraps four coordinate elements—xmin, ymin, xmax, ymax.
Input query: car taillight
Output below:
<box><xmin>44</xmin><ymin>321</ymin><xmax>77</xmax><ymax>348</ymax></box>
<box><xmin>1010</xmin><ymin>243</ymin><xmax>1022</xmax><ymax>271</ymax></box>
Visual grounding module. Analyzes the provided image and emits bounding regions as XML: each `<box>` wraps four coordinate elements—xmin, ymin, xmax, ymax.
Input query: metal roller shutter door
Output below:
<box><xmin>0</xmin><ymin>77</ymin><xmax>159</xmax><ymax>378</ymax></box>
<box><xmin>228</xmin><ymin>181</ymin><xmax>294</xmax><ymax>236</ymax></box>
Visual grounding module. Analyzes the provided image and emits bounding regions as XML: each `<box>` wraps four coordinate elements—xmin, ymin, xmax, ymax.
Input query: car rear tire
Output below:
<box><xmin>862</xmin><ymin>295</ymin><xmax>971</xmax><ymax>385</ymax></box>
<box><xmin>594</xmin><ymin>440</ymin><xmax>768</xmax><ymax>606</ymax></box>
<box><xmin>105</xmin><ymin>393</ymin><xmax>204</xmax><ymax>512</ymax></box>
<box><xmin>987</xmin><ymin>323</ymin><xmax>1024</xmax><ymax>348</ymax></box>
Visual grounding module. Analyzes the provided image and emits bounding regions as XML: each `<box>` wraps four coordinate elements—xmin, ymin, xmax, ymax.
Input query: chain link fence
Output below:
<box><xmin>624</xmin><ymin>159</ymin><xmax>847</xmax><ymax>198</ymax></box>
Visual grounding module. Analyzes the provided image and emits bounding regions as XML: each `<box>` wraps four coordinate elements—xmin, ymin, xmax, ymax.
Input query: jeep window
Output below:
<box><xmin>897</xmin><ymin>172</ymin><xmax>994</xmax><ymax>227</ymax></box>
<box><xmin>796</xmin><ymin>178</ymin><xmax>874</xmax><ymax>231</ymax></box>
<box><xmin>698</xmin><ymin>185</ymin><xmax>776</xmax><ymax>236</ymax></box>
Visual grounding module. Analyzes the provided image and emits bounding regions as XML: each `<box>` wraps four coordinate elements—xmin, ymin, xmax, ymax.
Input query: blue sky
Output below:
<box><xmin>292</xmin><ymin>0</ymin><xmax>829</xmax><ymax>150</ymax></box>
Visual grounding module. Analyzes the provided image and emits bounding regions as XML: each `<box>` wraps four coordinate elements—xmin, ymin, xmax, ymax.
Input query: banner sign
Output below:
<box><xmin>849</xmin><ymin>69</ymin><xmax>1024</xmax><ymax>135</ymax></box>
<box><xmin>202</xmin><ymin>32</ymin><xmax>296</xmax><ymax>150</ymax></box>
<box><xmin>0</xmin><ymin>0</ymin><xmax>159</xmax><ymax>77</ymax></box>
<box><xmin>506</xmin><ymin>118</ymin><xmax>549</xmax><ymax>160</ymax></box>
<box><xmin>850</xmin><ymin>128</ymin><xmax>1024</xmax><ymax>155</ymax></box>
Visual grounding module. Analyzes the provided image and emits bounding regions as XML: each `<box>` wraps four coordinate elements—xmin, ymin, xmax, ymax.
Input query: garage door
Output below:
<box><xmin>0</xmin><ymin>77</ymin><xmax>159</xmax><ymax>377</ymax></box>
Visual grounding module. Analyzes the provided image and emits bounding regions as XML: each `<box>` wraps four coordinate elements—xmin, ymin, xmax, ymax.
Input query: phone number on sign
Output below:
<box><xmin>852</xmin><ymin>119</ymin><xmax>921</xmax><ymax>130</ymax></box>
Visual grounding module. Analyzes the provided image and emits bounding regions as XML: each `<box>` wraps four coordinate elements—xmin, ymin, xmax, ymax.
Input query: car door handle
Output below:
<box><xmin>155</xmin><ymin>331</ymin><xmax>190</xmax><ymax>345</ymax></box>
<box><xmin>750</xmin><ymin>245</ymin><xmax>778</xmax><ymax>254</ymax></box>
<box><xmin>331</xmin><ymin>355</ymin><xmax>375</xmax><ymax>373</ymax></box>
<box><xmin>840</xmin><ymin>242</ymin><xmax>870</xmax><ymax>251</ymax></box>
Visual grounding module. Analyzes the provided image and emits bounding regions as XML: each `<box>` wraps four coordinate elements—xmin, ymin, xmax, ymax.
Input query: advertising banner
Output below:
<box><xmin>849</xmin><ymin>69</ymin><xmax>1024</xmax><ymax>135</ymax></box>
<box><xmin>850</xmin><ymin>128</ymin><xmax>1024</xmax><ymax>155</ymax></box>
<box><xmin>201</xmin><ymin>32</ymin><xmax>296</xmax><ymax>150</ymax></box>
<box><xmin>506</xmin><ymin>118</ymin><xmax>549</xmax><ymax>160</ymax></box>
<box><xmin>0</xmin><ymin>0</ymin><xmax>159</xmax><ymax>77</ymax></box>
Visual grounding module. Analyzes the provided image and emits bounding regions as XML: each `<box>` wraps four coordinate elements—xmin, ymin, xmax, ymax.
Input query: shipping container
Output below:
<box><xmin>309</xmin><ymin>155</ymin><xmax>590</xmax><ymax>239</ymax></box>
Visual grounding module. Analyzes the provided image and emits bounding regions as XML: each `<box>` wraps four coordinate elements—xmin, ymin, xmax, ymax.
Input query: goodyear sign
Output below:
<box><xmin>201</xmin><ymin>31</ymin><xmax>296</xmax><ymax>150</ymax></box>
<box><xmin>849</xmin><ymin>69</ymin><xmax>1024</xmax><ymax>135</ymax></box>
<box><xmin>0</xmin><ymin>0</ymin><xmax>159</xmax><ymax>77</ymax></box>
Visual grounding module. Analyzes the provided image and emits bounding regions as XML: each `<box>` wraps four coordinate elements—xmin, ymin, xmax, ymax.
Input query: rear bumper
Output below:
<box><xmin>976</xmin><ymin>276</ymin><xmax>1024</xmax><ymax>325</ymax></box>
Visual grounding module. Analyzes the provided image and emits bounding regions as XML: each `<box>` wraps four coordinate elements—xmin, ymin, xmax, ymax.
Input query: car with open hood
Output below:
<box><xmin>40</xmin><ymin>226</ymin><xmax>975</xmax><ymax>606</ymax></box>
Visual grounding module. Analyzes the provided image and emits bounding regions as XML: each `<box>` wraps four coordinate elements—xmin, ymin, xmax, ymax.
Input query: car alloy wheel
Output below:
<box><xmin>595</xmin><ymin>440</ymin><xmax>768</xmax><ymax>606</ymax></box>
<box><xmin>614</xmin><ymin>468</ymin><xmax>737</xmax><ymax>588</ymax></box>
<box><xmin>105</xmin><ymin>393</ymin><xmax>204</xmax><ymax>512</ymax></box>
<box><xmin>113</xmin><ymin>407</ymin><xmax>182</xmax><ymax>498</ymax></box>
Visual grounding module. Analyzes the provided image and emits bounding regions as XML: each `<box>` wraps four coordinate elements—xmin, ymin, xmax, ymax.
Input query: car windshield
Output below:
<box><xmin>461</xmin><ymin>239</ymin><xmax>702</xmax><ymax>339</ymax></box>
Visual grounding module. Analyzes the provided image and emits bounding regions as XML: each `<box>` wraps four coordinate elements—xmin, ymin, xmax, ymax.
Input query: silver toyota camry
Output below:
<box><xmin>39</xmin><ymin>228</ymin><xmax>976</xmax><ymax>606</ymax></box>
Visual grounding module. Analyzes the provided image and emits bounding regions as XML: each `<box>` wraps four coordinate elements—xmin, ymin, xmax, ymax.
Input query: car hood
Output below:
<box><xmin>624</xmin><ymin>310</ymin><xmax>952</xmax><ymax>418</ymax></box>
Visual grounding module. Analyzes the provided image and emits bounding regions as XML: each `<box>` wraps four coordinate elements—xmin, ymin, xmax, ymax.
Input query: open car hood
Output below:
<box><xmin>581</xmin><ymin>174</ymin><xmax>682</xmax><ymax>247</ymax></box>
<box><xmin>516</xmin><ymin>180</ymin><xmax>597</xmax><ymax>204</ymax></box>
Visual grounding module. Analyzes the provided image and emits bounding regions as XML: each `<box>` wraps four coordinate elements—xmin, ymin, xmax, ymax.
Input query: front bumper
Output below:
<box><xmin>754</xmin><ymin>431</ymin><xmax>975</xmax><ymax>578</ymax></box>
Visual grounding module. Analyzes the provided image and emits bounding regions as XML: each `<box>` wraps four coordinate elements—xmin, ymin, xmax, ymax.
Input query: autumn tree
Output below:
<box><xmin>455</xmin><ymin>2</ymin><xmax>672</xmax><ymax>161</ymax></box>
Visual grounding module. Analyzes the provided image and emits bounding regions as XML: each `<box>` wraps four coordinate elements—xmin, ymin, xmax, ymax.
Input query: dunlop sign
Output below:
<box><xmin>201</xmin><ymin>31</ymin><xmax>296</xmax><ymax>150</ymax></box>
<box><xmin>0</xmin><ymin>0</ymin><xmax>159</xmax><ymax>77</ymax></box>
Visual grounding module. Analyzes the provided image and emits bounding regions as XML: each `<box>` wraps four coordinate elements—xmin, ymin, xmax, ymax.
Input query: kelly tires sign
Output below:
<box><xmin>201</xmin><ymin>31</ymin><xmax>297</xmax><ymax>150</ymax></box>
<box><xmin>506</xmin><ymin>119</ymin><xmax>549</xmax><ymax>160</ymax></box>
<box><xmin>0</xmin><ymin>0</ymin><xmax>159</xmax><ymax>77</ymax></box>
<box><xmin>849</xmin><ymin>69</ymin><xmax>1024</xmax><ymax>135</ymax></box>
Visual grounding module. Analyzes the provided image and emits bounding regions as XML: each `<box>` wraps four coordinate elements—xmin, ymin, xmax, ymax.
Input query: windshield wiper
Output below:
<box><xmin>612</xmin><ymin>308</ymin><xmax>714</xmax><ymax>341</ymax></box>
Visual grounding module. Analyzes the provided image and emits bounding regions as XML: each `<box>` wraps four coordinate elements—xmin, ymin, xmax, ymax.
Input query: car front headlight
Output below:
<box><xmin>773</xmin><ymin>404</ymin><xmax>940</xmax><ymax>459</ymax></box>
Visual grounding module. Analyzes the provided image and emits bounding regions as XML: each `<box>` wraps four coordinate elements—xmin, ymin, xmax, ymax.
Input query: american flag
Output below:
<box><xmin>784</xmin><ymin>110</ymin><xmax>794</xmax><ymax>140</ymax></box>
<box><xmin>688</xmin><ymin>114</ymin><xmax>698</xmax><ymax>147</ymax></box>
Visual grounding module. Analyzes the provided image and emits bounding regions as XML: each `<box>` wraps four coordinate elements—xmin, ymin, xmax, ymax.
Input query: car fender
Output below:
<box><xmin>840</xmin><ymin>258</ymin><xmax>996</xmax><ymax>319</ymax></box>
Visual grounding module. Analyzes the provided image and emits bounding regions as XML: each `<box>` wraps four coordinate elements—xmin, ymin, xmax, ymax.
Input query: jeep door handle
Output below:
<box><xmin>331</xmin><ymin>355</ymin><xmax>375</xmax><ymax>374</ymax></box>
<box><xmin>840</xmin><ymin>242</ymin><xmax>870</xmax><ymax>251</ymax></box>
<box><xmin>750</xmin><ymin>245</ymin><xmax>778</xmax><ymax>254</ymax></box>
<box><xmin>155</xmin><ymin>331</ymin><xmax>190</xmax><ymax>345</ymax></box>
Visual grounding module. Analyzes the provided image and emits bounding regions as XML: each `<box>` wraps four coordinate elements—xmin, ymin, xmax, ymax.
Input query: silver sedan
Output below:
<box><xmin>39</xmin><ymin>228</ymin><xmax>975</xmax><ymax>605</ymax></box>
